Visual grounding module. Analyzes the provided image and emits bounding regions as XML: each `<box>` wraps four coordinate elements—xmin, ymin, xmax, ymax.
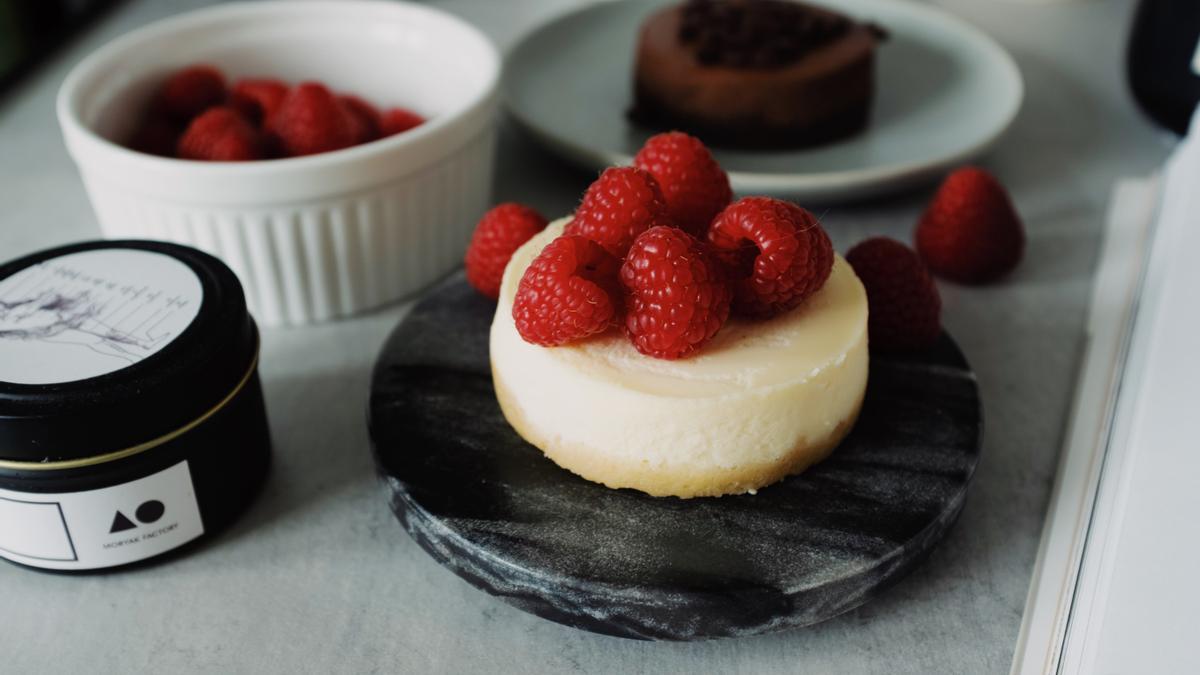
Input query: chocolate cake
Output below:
<box><xmin>631</xmin><ymin>0</ymin><xmax>885</xmax><ymax>149</ymax></box>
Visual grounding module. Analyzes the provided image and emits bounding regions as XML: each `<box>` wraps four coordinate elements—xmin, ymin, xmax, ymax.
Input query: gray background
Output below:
<box><xmin>0</xmin><ymin>0</ymin><xmax>1173</xmax><ymax>672</ymax></box>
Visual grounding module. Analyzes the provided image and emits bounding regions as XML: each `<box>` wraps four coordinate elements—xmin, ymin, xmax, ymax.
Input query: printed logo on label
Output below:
<box><xmin>0</xmin><ymin>462</ymin><xmax>204</xmax><ymax>570</ymax></box>
<box><xmin>110</xmin><ymin>500</ymin><xmax>166</xmax><ymax>533</ymax></box>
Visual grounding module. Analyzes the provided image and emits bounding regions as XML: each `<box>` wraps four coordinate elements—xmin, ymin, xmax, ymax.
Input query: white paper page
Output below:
<box><xmin>1014</xmin><ymin>107</ymin><xmax>1200</xmax><ymax>673</ymax></box>
<box><xmin>1010</xmin><ymin>176</ymin><xmax>1160</xmax><ymax>675</ymax></box>
<box><xmin>1062</xmin><ymin>114</ymin><xmax>1200</xmax><ymax>674</ymax></box>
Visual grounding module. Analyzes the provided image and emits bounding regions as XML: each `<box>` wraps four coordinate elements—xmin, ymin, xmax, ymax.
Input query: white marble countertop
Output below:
<box><xmin>0</xmin><ymin>0</ymin><xmax>1174</xmax><ymax>672</ymax></box>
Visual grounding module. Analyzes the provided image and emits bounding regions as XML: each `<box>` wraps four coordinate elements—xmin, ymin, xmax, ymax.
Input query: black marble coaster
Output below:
<box><xmin>369</xmin><ymin>273</ymin><xmax>982</xmax><ymax>641</ymax></box>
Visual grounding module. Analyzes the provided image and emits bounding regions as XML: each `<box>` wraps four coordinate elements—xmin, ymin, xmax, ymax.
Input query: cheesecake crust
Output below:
<box><xmin>493</xmin><ymin>365</ymin><xmax>864</xmax><ymax>499</ymax></box>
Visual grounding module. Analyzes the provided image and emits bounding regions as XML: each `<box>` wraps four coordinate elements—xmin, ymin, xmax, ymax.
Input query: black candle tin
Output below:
<box><xmin>0</xmin><ymin>240</ymin><xmax>270</xmax><ymax>572</ymax></box>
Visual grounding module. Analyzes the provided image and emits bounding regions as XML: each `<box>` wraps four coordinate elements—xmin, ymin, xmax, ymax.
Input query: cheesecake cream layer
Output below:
<box><xmin>490</xmin><ymin>219</ymin><xmax>869</xmax><ymax>498</ymax></box>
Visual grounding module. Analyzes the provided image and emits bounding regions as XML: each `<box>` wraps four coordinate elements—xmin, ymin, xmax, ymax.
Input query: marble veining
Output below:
<box><xmin>369</xmin><ymin>273</ymin><xmax>982</xmax><ymax>640</ymax></box>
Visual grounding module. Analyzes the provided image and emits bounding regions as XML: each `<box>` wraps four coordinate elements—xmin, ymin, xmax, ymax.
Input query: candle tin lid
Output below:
<box><xmin>0</xmin><ymin>240</ymin><xmax>257</xmax><ymax>465</ymax></box>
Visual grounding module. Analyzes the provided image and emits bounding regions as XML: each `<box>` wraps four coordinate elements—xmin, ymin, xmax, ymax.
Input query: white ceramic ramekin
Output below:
<box><xmin>57</xmin><ymin>1</ymin><xmax>499</xmax><ymax>326</ymax></box>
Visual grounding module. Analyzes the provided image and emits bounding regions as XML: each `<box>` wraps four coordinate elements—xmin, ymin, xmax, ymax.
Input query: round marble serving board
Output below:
<box><xmin>369</xmin><ymin>273</ymin><xmax>982</xmax><ymax>641</ymax></box>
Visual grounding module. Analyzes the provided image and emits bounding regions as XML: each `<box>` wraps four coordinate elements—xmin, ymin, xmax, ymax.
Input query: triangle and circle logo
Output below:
<box><xmin>108</xmin><ymin>499</ymin><xmax>166</xmax><ymax>534</ymax></box>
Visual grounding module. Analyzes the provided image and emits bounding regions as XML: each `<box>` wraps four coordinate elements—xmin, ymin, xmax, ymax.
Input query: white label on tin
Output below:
<box><xmin>0</xmin><ymin>249</ymin><xmax>203</xmax><ymax>385</ymax></box>
<box><xmin>0</xmin><ymin>461</ymin><xmax>204</xmax><ymax>570</ymax></box>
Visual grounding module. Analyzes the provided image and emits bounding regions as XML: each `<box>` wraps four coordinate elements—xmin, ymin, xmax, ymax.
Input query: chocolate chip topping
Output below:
<box><xmin>679</xmin><ymin>0</ymin><xmax>852</xmax><ymax>68</ymax></box>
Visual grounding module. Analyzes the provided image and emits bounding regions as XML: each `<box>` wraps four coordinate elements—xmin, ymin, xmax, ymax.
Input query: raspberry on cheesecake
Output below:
<box><xmin>481</xmin><ymin>135</ymin><xmax>871</xmax><ymax>499</ymax></box>
<box><xmin>490</xmin><ymin>218</ymin><xmax>868</xmax><ymax>498</ymax></box>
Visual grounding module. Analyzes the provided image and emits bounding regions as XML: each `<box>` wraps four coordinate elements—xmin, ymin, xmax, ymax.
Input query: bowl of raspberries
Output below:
<box><xmin>57</xmin><ymin>1</ymin><xmax>500</xmax><ymax>325</ymax></box>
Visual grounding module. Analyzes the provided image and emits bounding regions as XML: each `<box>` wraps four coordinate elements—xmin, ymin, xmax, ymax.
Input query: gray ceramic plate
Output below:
<box><xmin>503</xmin><ymin>0</ymin><xmax>1023</xmax><ymax>201</ymax></box>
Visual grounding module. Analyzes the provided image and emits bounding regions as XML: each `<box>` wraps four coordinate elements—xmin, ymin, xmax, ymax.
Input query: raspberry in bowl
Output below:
<box><xmin>57</xmin><ymin>1</ymin><xmax>500</xmax><ymax>325</ymax></box>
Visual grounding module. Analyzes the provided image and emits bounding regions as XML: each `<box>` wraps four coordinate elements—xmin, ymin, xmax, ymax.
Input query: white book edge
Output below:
<box><xmin>1009</xmin><ymin>176</ymin><xmax>1161</xmax><ymax>675</ymax></box>
<box><xmin>1062</xmin><ymin>127</ymin><xmax>1200</xmax><ymax>672</ymax></box>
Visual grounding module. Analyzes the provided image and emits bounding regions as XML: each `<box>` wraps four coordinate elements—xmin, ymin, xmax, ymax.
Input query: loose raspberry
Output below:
<box><xmin>846</xmin><ymin>237</ymin><xmax>942</xmax><ymax>352</ymax></box>
<box><xmin>269</xmin><ymin>82</ymin><xmax>358</xmax><ymax>157</ymax></box>
<box><xmin>465</xmin><ymin>203</ymin><xmax>548</xmax><ymax>299</ymax></box>
<box><xmin>380</xmin><ymin>107</ymin><xmax>425</xmax><ymax>136</ymax></box>
<box><xmin>340</xmin><ymin>96</ymin><xmax>383</xmax><ymax>144</ymax></box>
<box><xmin>707</xmin><ymin>197</ymin><xmax>833</xmax><ymax>318</ymax></box>
<box><xmin>157</xmin><ymin>65</ymin><xmax>227</xmax><ymax>123</ymax></box>
<box><xmin>128</xmin><ymin>114</ymin><xmax>181</xmax><ymax>157</ymax></box>
<box><xmin>565</xmin><ymin>167</ymin><xmax>672</xmax><ymax>258</ymax></box>
<box><xmin>915</xmin><ymin>167</ymin><xmax>1024</xmax><ymax>284</ymax></box>
<box><xmin>620</xmin><ymin>226</ymin><xmax>732</xmax><ymax>360</ymax></box>
<box><xmin>229</xmin><ymin>78</ymin><xmax>289</xmax><ymax>126</ymax></box>
<box><xmin>633</xmin><ymin>131</ymin><xmax>732</xmax><ymax>237</ymax></box>
<box><xmin>512</xmin><ymin>235</ymin><xmax>622</xmax><ymax>347</ymax></box>
<box><xmin>176</xmin><ymin>107</ymin><xmax>264</xmax><ymax>161</ymax></box>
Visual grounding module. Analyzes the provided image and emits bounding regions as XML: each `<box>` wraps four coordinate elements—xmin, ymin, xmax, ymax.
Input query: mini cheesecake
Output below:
<box><xmin>490</xmin><ymin>219</ymin><xmax>869</xmax><ymax>498</ymax></box>
<box><xmin>631</xmin><ymin>0</ymin><xmax>885</xmax><ymax>149</ymax></box>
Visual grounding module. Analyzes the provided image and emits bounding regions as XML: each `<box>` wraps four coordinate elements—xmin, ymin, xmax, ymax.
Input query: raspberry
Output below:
<box><xmin>915</xmin><ymin>167</ymin><xmax>1024</xmax><ymax>284</ymax></box>
<box><xmin>380</xmin><ymin>107</ymin><xmax>425</xmax><ymax>136</ymax></box>
<box><xmin>707</xmin><ymin>197</ymin><xmax>833</xmax><ymax>318</ymax></box>
<box><xmin>340</xmin><ymin>95</ymin><xmax>383</xmax><ymax>144</ymax></box>
<box><xmin>229</xmin><ymin>78</ymin><xmax>289</xmax><ymax>126</ymax></box>
<box><xmin>846</xmin><ymin>237</ymin><xmax>942</xmax><ymax>352</ymax></box>
<box><xmin>269</xmin><ymin>82</ymin><xmax>358</xmax><ymax>157</ymax></box>
<box><xmin>465</xmin><ymin>203</ymin><xmax>548</xmax><ymax>299</ymax></box>
<box><xmin>176</xmin><ymin>107</ymin><xmax>264</xmax><ymax>161</ymax></box>
<box><xmin>620</xmin><ymin>226</ymin><xmax>732</xmax><ymax>359</ymax></box>
<box><xmin>157</xmin><ymin>65</ymin><xmax>227</xmax><ymax>123</ymax></box>
<box><xmin>512</xmin><ymin>235</ymin><xmax>622</xmax><ymax>347</ymax></box>
<box><xmin>565</xmin><ymin>167</ymin><xmax>672</xmax><ymax>258</ymax></box>
<box><xmin>633</xmin><ymin>131</ymin><xmax>732</xmax><ymax>237</ymax></box>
